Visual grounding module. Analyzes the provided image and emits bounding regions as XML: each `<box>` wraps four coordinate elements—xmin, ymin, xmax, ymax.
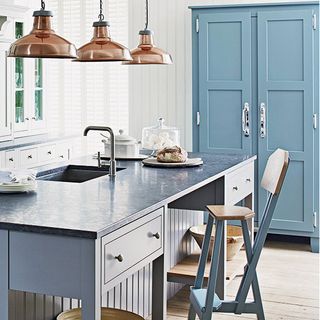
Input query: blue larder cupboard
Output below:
<box><xmin>190</xmin><ymin>2</ymin><xmax>319</xmax><ymax>252</ymax></box>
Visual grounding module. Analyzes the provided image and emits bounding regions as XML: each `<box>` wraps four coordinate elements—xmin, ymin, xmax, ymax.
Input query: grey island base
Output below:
<box><xmin>0</xmin><ymin>153</ymin><xmax>256</xmax><ymax>320</ymax></box>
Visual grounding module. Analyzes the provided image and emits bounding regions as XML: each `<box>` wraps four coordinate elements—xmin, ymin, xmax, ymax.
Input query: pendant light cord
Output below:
<box><xmin>144</xmin><ymin>0</ymin><xmax>149</xmax><ymax>30</ymax></box>
<box><xmin>41</xmin><ymin>0</ymin><xmax>45</xmax><ymax>10</ymax></box>
<box><xmin>98</xmin><ymin>0</ymin><xmax>105</xmax><ymax>21</ymax></box>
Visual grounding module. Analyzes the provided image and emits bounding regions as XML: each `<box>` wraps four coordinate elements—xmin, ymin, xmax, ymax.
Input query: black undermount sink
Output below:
<box><xmin>37</xmin><ymin>165</ymin><xmax>124</xmax><ymax>183</ymax></box>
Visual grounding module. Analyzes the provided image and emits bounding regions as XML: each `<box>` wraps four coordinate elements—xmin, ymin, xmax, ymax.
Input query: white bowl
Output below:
<box><xmin>189</xmin><ymin>224</ymin><xmax>244</xmax><ymax>261</ymax></box>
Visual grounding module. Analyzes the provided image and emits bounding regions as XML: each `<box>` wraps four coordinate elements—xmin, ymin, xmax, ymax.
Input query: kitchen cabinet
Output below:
<box><xmin>0</xmin><ymin>139</ymin><xmax>75</xmax><ymax>170</ymax></box>
<box><xmin>190</xmin><ymin>1</ymin><xmax>319</xmax><ymax>252</ymax></box>
<box><xmin>0</xmin><ymin>154</ymin><xmax>255</xmax><ymax>320</ymax></box>
<box><xmin>0</xmin><ymin>5</ymin><xmax>45</xmax><ymax>140</ymax></box>
<box><xmin>0</xmin><ymin>18</ymin><xmax>13</xmax><ymax>141</ymax></box>
<box><xmin>11</xmin><ymin>19</ymin><xmax>46</xmax><ymax>137</ymax></box>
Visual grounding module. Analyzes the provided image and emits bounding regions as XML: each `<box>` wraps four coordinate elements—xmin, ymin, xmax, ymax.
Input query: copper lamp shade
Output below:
<box><xmin>8</xmin><ymin>10</ymin><xmax>77</xmax><ymax>59</ymax></box>
<box><xmin>75</xmin><ymin>21</ymin><xmax>132</xmax><ymax>62</ymax></box>
<box><xmin>124</xmin><ymin>29</ymin><xmax>172</xmax><ymax>65</ymax></box>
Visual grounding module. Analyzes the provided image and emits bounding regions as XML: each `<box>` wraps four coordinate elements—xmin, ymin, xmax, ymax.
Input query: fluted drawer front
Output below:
<box><xmin>102</xmin><ymin>208</ymin><xmax>163</xmax><ymax>289</ymax></box>
<box><xmin>225</xmin><ymin>162</ymin><xmax>254</xmax><ymax>205</ymax></box>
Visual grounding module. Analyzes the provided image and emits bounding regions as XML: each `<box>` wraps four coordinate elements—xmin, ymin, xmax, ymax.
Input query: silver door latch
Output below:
<box><xmin>196</xmin><ymin>112</ymin><xmax>200</xmax><ymax>126</ymax></box>
<box><xmin>260</xmin><ymin>103</ymin><xmax>266</xmax><ymax>138</ymax></box>
<box><xmin>242</xmin><ymin>103</ymin><xmax>250</xmax><ymax>137</ymax></box>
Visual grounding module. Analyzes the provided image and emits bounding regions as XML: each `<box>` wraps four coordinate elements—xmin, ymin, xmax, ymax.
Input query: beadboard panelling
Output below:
<box><xmin>8</xmin><ymin>209</ymin><xmax>202</xmax><ymax>319</ymax></box>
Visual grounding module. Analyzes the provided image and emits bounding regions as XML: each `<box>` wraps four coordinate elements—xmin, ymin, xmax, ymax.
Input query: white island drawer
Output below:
<box><xmin>102</xmin><ymin>208</ymin><xmax>164</xmax><ymax>289</ymax></box>
<box><xmin>225</xmin><ymin>162</ymin><xmax>254</xmax><ymax>205</ymax></box>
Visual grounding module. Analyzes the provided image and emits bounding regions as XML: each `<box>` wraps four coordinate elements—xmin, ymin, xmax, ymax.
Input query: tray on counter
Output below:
<box><xmin>142</xmin><ymin>157</ymin><xmax>203</xmax><ymax>168</ymax></box>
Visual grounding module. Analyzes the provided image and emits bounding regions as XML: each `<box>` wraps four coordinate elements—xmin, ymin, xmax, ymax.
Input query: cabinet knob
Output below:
<box><xmin>60</xmin><ymin>155</ymin><xmax>64</xmax><ymax>158</ymax></box>
<box><xmin>9</xmin><ymin>158</ymin><xmax>14</xmax><ymax>162</ymax></box>
<box><xmin>47</xmin><ymin>151</ymin><xmax>52</xmax><ymax>155</ymax></box>
<box><xmin>246</xmin><ymin>178</ymin><xmax>251</xmax><ymax>182</ymax></box>
<box><xmin>32</xmin><ymin>117</ymin><xmax>36</xmax><ymax>120</ymax></box>
<box><xmin>25</xmin><ymin>117</ymin><xmax>30</xmax><ymax>121</ymax></box>
<box><xmin>28</xmin><ymin>155</ymin><xmax>33</xmax><ymax>159</ymax></box>
<box><xmin>233</xmin><ymin>186</ymin><xmax>238</xmax><ymax>191</ymax></box>
<box><xmin>115</xmin><ymin>254</ymin><xmax>124</xmax><ymax>262</ymax></box>
<box><xmin>153</xmin><ymin>232</ymin><xmax>160</xmax><ymax>240</ymax></box>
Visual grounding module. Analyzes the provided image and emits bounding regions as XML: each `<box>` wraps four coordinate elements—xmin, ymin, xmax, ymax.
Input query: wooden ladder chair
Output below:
<box><xmin>188</xmin><ymin>148</ymin><xmax>290</xmax><ymax>320</ymax></box>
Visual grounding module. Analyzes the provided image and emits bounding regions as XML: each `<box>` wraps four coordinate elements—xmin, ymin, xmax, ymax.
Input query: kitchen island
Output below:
<box><xmin>0</xmin><ymin>153</ymin><xmax>256</xmax><ymax>320</ymax></box>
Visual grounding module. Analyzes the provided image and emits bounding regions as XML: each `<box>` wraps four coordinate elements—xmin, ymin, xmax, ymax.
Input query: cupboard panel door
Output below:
<box><xmin>258</xmin><ymin>10</ymin><xmax>314</xmax><ymax>232</ymax></box>
<box><xmin>0</xmin><ymin>43</ymin><xmax>11</xmax><ymax>139</ymax></box>
<box><xmin>198</xmin><ymin>12</ymin><xmax>252</xmax><ymax>154</ymax></box>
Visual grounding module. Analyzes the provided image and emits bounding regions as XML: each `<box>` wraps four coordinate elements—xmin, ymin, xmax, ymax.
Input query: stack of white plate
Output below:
<box><xmin>0</xmin><ymin>181</ymin><xmax>37</xmax><ymax>194</ymax></box>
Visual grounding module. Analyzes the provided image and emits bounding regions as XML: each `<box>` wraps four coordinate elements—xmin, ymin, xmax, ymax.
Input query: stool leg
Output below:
<box><xmin>188</xmin><ymin>304</ymin><xmax>197</xmax><ymax>320</ymax></box>
<box><xmin>194</xmin><ymin>215</ymin><xmax>214</xmax><ymax>289</ymax></box>
<box><xmin>188</xmin><ymin>215</ymin><xmax>214</xmax><ymax>319</ymax></box>
<box><xmin>203</xmin><ymin>220</ymin><xmax>224</xmax><ymax>320</ymax></box>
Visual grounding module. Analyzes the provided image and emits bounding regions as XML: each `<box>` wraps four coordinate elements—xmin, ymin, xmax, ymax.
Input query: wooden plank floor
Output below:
<box><xmin>167</xmin><ymin>240</ymin><xmax>320</xmax><ymax>320</ymax></box>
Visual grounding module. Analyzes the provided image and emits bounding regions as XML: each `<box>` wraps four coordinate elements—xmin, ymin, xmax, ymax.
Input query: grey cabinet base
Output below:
<box><xmin>267</xmin><ymin>228</ymin><xmax>319</xmax><ymax>253</ymax></box>
<box><xmin>311</xmin><ymin>238</ymin><xmax>320</xmax><ymax>253</ymax></box>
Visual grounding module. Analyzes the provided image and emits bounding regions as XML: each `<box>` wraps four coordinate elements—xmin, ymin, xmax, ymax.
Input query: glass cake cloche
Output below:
<box><xmin>141</xmin><ymin>118</ymin><xmax>180</xmax><ymax>151</ymax></box>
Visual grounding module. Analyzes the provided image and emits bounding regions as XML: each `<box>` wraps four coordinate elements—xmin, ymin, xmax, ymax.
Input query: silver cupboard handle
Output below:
<box><xmin>260</xmin><ymin>103</ymin><xmax>266</xmax><ymax>138</ymax></box>
<box><xmin>242</xmin><ymin>103</ymin><xmax>250</xmax><ymax>137</ymax></box>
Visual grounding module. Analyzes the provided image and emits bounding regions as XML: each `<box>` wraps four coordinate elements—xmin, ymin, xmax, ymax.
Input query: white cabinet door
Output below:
<box><xmin>0</xmin><ymin>42</ymin><xmax>12</xmax><ymax>140</ymax></box>
<box><xmin>12</xmin><ymin>19</ymin><xmax>47</xmax><ymax>138</ymax></box>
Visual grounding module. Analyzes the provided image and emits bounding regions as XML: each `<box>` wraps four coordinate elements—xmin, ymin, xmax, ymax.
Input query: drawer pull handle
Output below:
<box><xmin>28</xmin><ymin>155</ymin><xmax>33</xmax><ymax>159</ymax></box>
<box><xmin>9</xmin><ymin>158</ymin><xmax>14</xmax><ymax>162</ymax></box>
<box><xmin>233</xmin><ymin>186</ymin><xmax>238</xmax><ymax>191</ymax></box>
<box><xmin>246</xmin><ymin>178</ymin><xmax>251</xmax><ymax>182</ymax></box>
<box><xmin>153</xmin><ymin>232</ymin><xmax>160</xmax><ymax>239</ymax></box>
<box><xmin>115</xmin><ymin>254</ymin><xmax>124</xmax><ymax>262</ymax></box>
<box><xmin>48</xmin><ymin>151</ymin><xmax>52</xmax><ymax>155</ymax></box>
<box><xmin>60</xmin><ymin>155</ymin><xmax>64</xmax><ymax>158</ymax></box>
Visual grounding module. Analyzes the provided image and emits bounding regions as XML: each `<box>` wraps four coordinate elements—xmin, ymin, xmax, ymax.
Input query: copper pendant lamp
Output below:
<box><xmin>75</xmin><ymin>0</ymin><xmax>132</xmax><ymax>62</ymax></box>
<box><xmin>123</xmin><ymin>0</ymin><xmax>173</xmax><ymax>65</ymax></box>
<box><xmin>8</xmin><ymin>0</ymin><xmax>77</xmax><ymax>59</ymax></box>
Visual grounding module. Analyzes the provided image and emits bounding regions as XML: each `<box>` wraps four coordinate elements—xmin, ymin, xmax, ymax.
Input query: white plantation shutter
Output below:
<box><xmin>45</xmin><ymin>0</ymin><xmax>129</xmax><ymax>153</ymax></box>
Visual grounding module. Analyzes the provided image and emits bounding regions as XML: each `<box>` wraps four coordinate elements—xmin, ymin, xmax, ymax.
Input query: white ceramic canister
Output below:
<box><xmin>102</xmin><ymin>129</ymin><xmax>140</xmax><ymax>158</ymax></box>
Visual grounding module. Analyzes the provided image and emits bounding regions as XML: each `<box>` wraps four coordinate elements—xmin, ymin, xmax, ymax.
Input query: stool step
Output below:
<box><xmin>190</xmin><ymin>288</ymin><xmax>222</xmax><ymax>315</ymax></box>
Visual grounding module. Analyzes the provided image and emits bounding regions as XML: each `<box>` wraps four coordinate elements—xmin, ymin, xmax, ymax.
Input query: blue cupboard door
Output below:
<box><xmin>257</xmin><ymin>10</ymin><xmax>315</xmax><ymax>232</ymax></box>
<box><xmin>198</xmin><ymin>12</ymin><xmax>252</xmax><ymax>154</ymax></box>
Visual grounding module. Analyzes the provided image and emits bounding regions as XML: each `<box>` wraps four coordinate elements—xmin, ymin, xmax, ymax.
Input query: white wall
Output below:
<box><xmin>44</xmin><ymin>0</ymin><xmax>129</xmax><ymax>154</ymax></box>
<box><xmin>128</xmin><ymin>0</ymin><xmax>308</xmax><ymax>151</ymax></box>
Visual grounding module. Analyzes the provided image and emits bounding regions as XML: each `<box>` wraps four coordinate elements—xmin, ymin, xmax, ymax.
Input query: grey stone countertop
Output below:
<box><xmin>0</xmin><ymin>153</ymin><xmax>256</xmax><ymax>239</ymax></box>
